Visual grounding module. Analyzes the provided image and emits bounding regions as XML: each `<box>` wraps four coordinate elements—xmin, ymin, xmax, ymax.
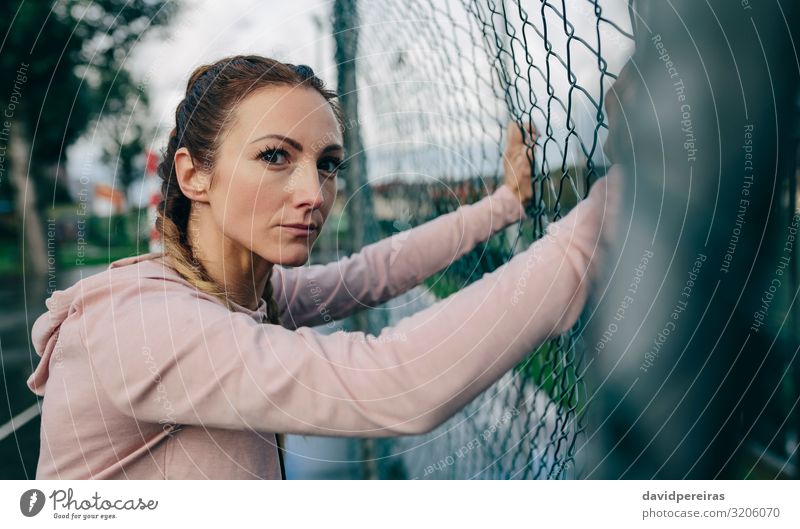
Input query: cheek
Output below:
<box><xmin>209</xmin><ymin>171</ymin><xmax>280</xmax><ymax>238</ymax></box>
<box><xmin>320</xmin><ymin>180</ymin><xmax>337</xmax><ymax>220</ymax></box>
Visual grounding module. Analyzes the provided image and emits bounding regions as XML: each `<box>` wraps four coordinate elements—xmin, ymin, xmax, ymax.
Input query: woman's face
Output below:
<box><xmin>206</xmin><ymin>85</ymin><xmax>343</xmax><ymax>267</ymax></box>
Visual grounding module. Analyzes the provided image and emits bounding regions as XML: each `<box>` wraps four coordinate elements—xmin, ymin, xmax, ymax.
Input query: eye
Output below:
<box><xmin>256</xmin><ymin>147</ymin><xmax>290</xmax><ymax>165</ymax></box>
<box><xmin>318</xmin><ymin>156</ymin><xmax>347</xmax><ymax>176</ymax></box>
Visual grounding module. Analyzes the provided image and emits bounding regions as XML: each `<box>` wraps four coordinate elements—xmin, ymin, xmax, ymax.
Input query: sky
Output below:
<box><xmin>353</xmin><ymin>0</ymin><xmax>634</xmax><ymax>181</ymax></box>
<box><xmin>66</xmin><ymin>0</ymin><xmax>634</xmax><ymax>199</ymax></box>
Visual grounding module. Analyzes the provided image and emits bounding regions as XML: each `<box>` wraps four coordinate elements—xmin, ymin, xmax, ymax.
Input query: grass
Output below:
<box><xmin>56</xmin><ymin>244</ymin><xmax>144</xmax><ymax>268</ymax></box>
<box><xmin>0</xmin><ymin>207</ymin><xmax>151</xmax><ymax>275</ymax></box>
<box><xmin>0</xmin><ymin>239</ymin><xmax>21</xmax><ymax>275</ymax></box>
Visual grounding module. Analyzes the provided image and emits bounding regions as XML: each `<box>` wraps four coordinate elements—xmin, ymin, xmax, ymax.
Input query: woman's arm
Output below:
<box><xmin>80</xmin><ymin>169</ymin><xmax>616</xmax><ymax>437</ymax></box>
<box><xmin>274</xmin><ymin>121</ymin><xmax>536</xmax><ymax>329</ymax></box>
<box><xmin>273</xmin><ymin>184</ymin><xmax>525</xmax><ymax>329</ymax></box>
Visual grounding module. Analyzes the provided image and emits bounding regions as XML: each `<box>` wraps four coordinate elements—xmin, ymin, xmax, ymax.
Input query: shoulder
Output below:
<box><xmin>72</xmin><ymin>253</ymin><xmax>254</xmax><ymax>346</ymax></box>
<box><xmin>70</xmin><ymin>252</ymin><xmax>222</xmax><ymax>315</ymax></box>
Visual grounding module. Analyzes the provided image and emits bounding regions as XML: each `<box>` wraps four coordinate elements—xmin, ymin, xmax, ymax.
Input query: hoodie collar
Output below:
<box><xmin>111</xmin><ymin>252</ymin><xmax>270</xmax><ymax>320</ymax></box>
<box><xmin>28</xmin><ymin>252</ymin><xmax>269</xmax><ymax>396</ymax></box>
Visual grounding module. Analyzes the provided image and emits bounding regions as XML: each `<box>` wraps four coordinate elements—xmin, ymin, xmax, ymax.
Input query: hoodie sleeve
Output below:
<box><xmin>80</xmin><ymin>172</ymin><xmax>615</xmax><ymax>437</ymax></box>
<box><xmin>272</xmin><ymin>184</ymin><xmax>526</xmax><ymax>330</ymax></box>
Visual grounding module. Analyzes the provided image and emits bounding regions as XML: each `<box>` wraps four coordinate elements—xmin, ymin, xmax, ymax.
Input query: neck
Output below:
<box><xmin>186</xmin><ymin>203</ymin><xmax>272</xmax><ymax>311</ymax></box>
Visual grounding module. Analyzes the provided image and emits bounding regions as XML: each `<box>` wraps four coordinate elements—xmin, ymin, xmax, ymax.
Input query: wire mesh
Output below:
<box><xmin>338</xmin><ymin>0</ymin><xmax>635</xmax><ymax>479</ymax></box>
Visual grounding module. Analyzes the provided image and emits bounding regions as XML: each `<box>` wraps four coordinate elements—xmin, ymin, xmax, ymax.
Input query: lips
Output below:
<box><xmin>279</xmin><ymin>223</ymin><xmax>319</xmax><ymax>237</ymax></box>
<box><xmin>280</xmin><ymin>223</ymin><xmax>318</xmax><ymax>231</ymax></box>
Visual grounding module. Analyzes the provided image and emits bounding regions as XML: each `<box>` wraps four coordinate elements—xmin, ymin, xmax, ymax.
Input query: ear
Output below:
<box><xmin>174</xmin><ymin>147</ymin><xmax>211</xmax><ymax>203</ymax></box>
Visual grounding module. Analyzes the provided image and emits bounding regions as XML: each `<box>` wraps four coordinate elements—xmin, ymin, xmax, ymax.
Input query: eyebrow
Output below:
<box><xmin>250</xmin><ymin>133</ymin><xmax>344</xmax><ymax>154</ymax></box>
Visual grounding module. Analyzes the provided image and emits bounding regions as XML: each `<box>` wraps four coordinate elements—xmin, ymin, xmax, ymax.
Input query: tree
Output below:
<box><xmin>0</xmin><ymin>0</ymin><xmax>175</xmax><ymax>275</ymax></box>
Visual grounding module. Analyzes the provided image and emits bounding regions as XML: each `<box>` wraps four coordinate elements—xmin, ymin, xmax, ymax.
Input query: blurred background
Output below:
<box><xmin>1</xmin><ymin>0</ymin><xmax>797</xmax><ymax>480</ymax></box>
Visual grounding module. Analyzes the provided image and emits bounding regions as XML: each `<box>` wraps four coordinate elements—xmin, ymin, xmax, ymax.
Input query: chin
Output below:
<box><xmin>272</xmin><ymin>246</ymin><xmax>312</xmax><ymax>267</ymax></box>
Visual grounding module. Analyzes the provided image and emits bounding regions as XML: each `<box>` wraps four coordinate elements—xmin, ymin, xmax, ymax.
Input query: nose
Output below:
<box><xmin>291</xmin><ymin>160</ymin><xmax>325</xmax><ymax>211</ymax></box>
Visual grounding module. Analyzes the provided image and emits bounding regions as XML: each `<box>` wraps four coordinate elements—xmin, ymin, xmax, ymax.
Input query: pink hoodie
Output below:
<box><xmin>28</xmin><ymin>174</ymin><xmax>613</xmax><ymax>479</ymax></box>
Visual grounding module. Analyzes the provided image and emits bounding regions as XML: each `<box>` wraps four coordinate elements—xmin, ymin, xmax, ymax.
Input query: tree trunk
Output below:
<box><xmin>9</xmin><ymin>120</ymin><xmax>48</xmax><ymax>277</ymax></box>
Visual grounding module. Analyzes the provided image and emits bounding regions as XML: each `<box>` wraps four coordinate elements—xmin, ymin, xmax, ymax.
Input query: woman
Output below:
<box><xmin>28</xmin><ymin>55</ymin><xmax>616</xmax><ymax>479</ymax></box>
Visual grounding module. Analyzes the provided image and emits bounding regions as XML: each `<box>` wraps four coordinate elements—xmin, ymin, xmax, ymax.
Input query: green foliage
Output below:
<box><xmin>0</xmin><ymin>0</ymin><xmax>176</xmax><ymax>201</ymax></box>
<box><xmin>45</xmin><ymin>204</ymin><xmax>150</xmax><ymax>269</ymax></box>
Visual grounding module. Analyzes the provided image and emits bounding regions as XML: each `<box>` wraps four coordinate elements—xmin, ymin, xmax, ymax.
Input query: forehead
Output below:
<box><xmin>231</xmin><ymin>84</ymin><xmax>342</xmax><ymax>148</ymax></box>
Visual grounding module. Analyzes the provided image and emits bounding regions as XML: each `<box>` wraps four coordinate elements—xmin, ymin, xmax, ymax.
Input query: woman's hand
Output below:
<box><xmin>502</xmin><ymin>120</ymin><xmax>536</xmax><ymax>207</ymax></box>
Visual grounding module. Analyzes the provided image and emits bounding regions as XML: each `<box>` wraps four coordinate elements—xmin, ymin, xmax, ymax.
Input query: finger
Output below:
<box><xmin>522</xmin><ymin>121</ymin><xmax>537</xmax><ymax>142</ymax></box>
<box><xmin>506</xmin><ymin>120</ymin><xmax>522</xmax><ymax>147</ymax></box>
<box><xmin>506</xmin><ymin>120</ymin><xmax>539</xmax><ymax>145</ymax></box>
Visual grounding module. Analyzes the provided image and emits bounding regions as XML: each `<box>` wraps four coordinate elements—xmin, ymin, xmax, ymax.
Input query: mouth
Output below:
<box><xmin>279</xmin><ymin>223</ymin><xmax>319</xmax><ymax>237</ymax></box>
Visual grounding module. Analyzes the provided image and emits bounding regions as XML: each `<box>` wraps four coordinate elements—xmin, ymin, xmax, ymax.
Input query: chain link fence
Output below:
<box><xmin>335</xmin><ymin>0</ymin><xmax>800</xmax><ymax>479</ymax></box>
<box><xmin>331</xmin><ymin>0</ymin><xmax>635</xmax><ymax>479</ymax></box>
